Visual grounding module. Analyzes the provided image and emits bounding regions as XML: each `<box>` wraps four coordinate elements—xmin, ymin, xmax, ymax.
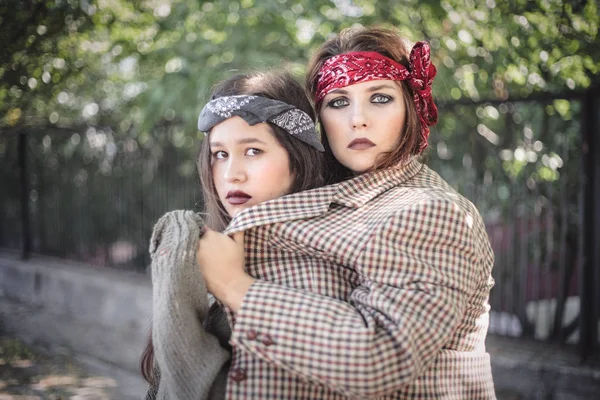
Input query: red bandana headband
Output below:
<box><xmin>315</xmin><ymin>41</ymin><xmax>438</xmax><ymax>152</ymax></box>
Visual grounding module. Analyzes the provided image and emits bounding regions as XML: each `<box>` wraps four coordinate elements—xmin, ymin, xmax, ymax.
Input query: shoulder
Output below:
<box><xmin>374</xmin><ymin>166</ymin><xmax>489</xmax><ymax>244</ymax></box>
<box><xmin>377</xmin><ymin>167</ymin><xmax>493</xmax><ymax>265</ymax></box>
<box><xmin>374</xmin><ymin>165</ymin><xmax>479</xmax><ymax>220</ymax></box>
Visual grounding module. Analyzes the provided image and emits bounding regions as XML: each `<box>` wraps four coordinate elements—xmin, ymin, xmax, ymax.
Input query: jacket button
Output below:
<box><xmin>230</xmin><ymin>368</ymin><xmax>247</xmax><ymax>382</ymax></box>
<box><xmin>246</xmin><ymin>329</ymin><xmax>258</xmax><ymax>340</ymax></box>
<box><xmin>261</xmin><ymin>334</ymin><xmax>275</xmax><ymax>346</ymax></box>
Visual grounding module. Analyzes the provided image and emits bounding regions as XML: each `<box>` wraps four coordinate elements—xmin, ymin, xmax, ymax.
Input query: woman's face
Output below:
<box><xmin>319</xmin><ymin>79</ymin><xmax>407</xmax><ymax>174</ymax></box>
<box><xmin>210</xmin><ymin>116</ymin><xmax>294</xmax><ymax>217</ymax></box>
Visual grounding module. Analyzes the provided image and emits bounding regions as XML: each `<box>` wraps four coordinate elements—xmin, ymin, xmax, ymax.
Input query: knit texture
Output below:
<box><xmin>147</xmin><ymin>210</ymin><xmax>231</xmax><ymax>400</ymax></box>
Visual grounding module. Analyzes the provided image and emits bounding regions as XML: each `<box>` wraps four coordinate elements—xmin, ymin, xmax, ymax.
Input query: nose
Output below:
<box><xmin>350</xmin><ymin>103</ymin><xmax>368</xmax><ymax>129</ymax></box>
<box><xmin>223</xmin><ymin>158</ymin><xmax>246</xmax><ymax>183</ymax></box>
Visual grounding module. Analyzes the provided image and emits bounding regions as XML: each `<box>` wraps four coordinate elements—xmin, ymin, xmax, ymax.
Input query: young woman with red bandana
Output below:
<box><xmin>197</xmin><ymin>27</ymin><xmax>496</xmax><ymax>399</ymax></box>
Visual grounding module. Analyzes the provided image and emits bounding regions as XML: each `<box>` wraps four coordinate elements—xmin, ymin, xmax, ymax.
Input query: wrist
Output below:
<box><xmin>222</xmin><ymin>274</ymin><xmax>255</xmax><ymax>313</ymax></box>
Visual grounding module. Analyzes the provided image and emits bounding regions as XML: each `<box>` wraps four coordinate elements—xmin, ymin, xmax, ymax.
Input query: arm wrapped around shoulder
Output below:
<box><xmin>149</xmin><ymin>210</ymin><xmax>230</xmax><ymax>400</ymax></box>
<box><xmin>353</xmin><ymin>197</ymin><xmax>489</xmax><ymax>374</ymax></box>
<box><xmin>230</xmin><ymin>197</ymin><xmax>493</xmax><ymax>398</ymax></box>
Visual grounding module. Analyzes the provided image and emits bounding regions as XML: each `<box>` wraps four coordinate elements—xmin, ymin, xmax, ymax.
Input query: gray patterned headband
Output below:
<box><xmin>198</xmin><ymin>95</ymin><xmax>324</xmax><ymax>152</ymax></box>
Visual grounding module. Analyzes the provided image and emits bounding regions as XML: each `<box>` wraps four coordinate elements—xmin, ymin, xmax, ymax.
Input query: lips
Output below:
<box><xmin>226</xmin><ymin>190</ymin><xmax>252</xmax><ymax>205</ymax></box>
<box><xmin>348</xmin><ymin>138</ymin><xmax>375</xmax><ymax>150</ymax></box>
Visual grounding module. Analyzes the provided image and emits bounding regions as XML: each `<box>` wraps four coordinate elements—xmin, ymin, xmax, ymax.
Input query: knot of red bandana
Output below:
<box><xmin>406</xmin><ymin>41</ymin><xmax>438</xmax><ymax>152</ymax></box>
<box><xmin>316</xmin><ymin>41</ymin><xmax>438</xmax><ymax>153</ymax></box>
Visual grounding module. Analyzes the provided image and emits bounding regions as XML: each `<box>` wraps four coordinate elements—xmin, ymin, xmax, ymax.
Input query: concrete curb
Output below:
<box><xmin>0</xmin><ymin>252</ymin><xmax>152</xmax><ymax>372</ymax></box>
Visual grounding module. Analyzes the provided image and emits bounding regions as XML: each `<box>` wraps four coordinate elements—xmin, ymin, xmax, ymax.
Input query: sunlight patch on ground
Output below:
<box><xmin>0</xmin><ymin>336</ymin><xmax>114</xmax><ymax>399</ymax></box>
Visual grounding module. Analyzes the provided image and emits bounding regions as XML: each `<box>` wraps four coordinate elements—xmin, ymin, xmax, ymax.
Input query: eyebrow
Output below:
<box><xmin>366</xmin><ymin>83</ymin><xmax>397</xmax><ymax>92</ymax></box>
<box><xmin>210</xmin><ymin>138</ymin><xmax>268</xmax><ymax>147</ymax></box>
<box><xmin>328</xmin><ymin>83</ymin><xmax>398</xmax><ymax>96</ymax></box>
<box><xmin>329</xmin><ymin>88</ymin><xmax>349</xmax><ymax>95</ymax></box>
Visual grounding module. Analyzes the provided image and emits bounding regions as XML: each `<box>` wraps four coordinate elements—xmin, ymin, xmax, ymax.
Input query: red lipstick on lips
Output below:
<box><xmin>226</xmin><ymin>190</ymin><xmax>251</xmax><ymax>205</ymax></box>
<box><xmin>348</xmin><ymin>138</ymin><xmax>375</xmax><ymax>150</ymax></box>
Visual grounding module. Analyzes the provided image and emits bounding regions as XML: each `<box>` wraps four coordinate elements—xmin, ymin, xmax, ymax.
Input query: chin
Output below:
<box><xmin>343</xmin><ymin>159</ymin><xmax>375</xmax><ymax>175</ymax></box>
<box><xmin>350</xmin><ymin>167</ymin><xmax>371</xmax><ymax>175</ymax></box>
<box><xmin>231</xmin><ymin>203</ymin><xmax>253</xmax><ymax>217</ymax></box>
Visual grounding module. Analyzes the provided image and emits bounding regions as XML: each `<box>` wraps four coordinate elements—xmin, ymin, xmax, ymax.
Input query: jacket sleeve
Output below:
<box><xmin>229</xmin><ymin>198</ymin><xmax>489</xmax><ymax>398</ymax></box>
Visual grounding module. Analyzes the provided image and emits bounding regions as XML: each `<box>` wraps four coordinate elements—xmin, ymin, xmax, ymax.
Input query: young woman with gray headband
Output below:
<box><xmin>141</xmin><ymin>70</ymin><xmax>327</xmax><ymax>399</ymax></box>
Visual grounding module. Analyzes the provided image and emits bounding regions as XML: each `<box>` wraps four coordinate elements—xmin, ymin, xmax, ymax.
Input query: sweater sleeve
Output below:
<box><xmin>150</xmin><ymin>210</ymin><xmax>230</xmax><ymax>400</ymax></box>
<box><xmin>229</xmin><ymin>198</ymin><xmax>486</xmax><ymax>398</ymax></box>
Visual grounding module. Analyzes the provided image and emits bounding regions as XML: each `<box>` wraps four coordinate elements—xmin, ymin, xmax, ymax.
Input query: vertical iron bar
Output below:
<box><xmin>591</xmin><ymin>87</ymin><xmax>600</xmax><ymax>355</ymax></box>
<box><xmin>544</xmin><ymin>183</ymin><xmax>554</xmax><ymax>340</ymax></box>
<box><xmin>506</xmin><ymin>186</ymin><xmax>517</xmax><ymax>334</ymax></box>
<box><xmin>552</xmin><ymin>132</ymin><xmax>570</xmax><ymax>342</ymax></box>
<box><xmin>531</xmin><ymin>183</ymin><xmax>541</xmax><ymax>338</ymax></box>
<box><xmin>18</xmin><ymin>131</ymin><xmax>31</xmax><ymax>259</ymax></box>
<box><xmin>579</xmin><ymin>86</ymin><xmax>599</xmax><ymax>360</ymax></box>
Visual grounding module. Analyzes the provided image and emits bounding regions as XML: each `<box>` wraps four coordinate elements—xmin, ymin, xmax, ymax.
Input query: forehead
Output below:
<box><xmin>209</xmin><ymin>116</ymin><xmax>275</xmax><ymax>144</ymax></box>
<box><xmin>326</xmin><ymin>79</ymin><xmax>403</xmax><ymax>96</ymax></box>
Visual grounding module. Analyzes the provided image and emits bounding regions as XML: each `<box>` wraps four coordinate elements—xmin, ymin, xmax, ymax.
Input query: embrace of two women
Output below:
<box><xmin>143</xmin><ymin>26</ymin><xmax>496</xmax><ymax>400</ymax></box>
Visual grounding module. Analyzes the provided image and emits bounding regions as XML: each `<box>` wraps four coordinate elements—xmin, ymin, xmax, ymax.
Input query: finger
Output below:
<box><xmin>231</xmin><ymin>230</ymin><xmax>245</xmax><ymax>244</ymax></box>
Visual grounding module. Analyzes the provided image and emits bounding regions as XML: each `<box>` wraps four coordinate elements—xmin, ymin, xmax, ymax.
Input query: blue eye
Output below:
<box><xmin>372</xmin><ymin>94</ymin><xmax>392</xmax><ymax>104</ymax></box>
<box><xmin>327</xmin><ymin>97</ymin><xmax>349</xmax><ymax>109</ymax></box>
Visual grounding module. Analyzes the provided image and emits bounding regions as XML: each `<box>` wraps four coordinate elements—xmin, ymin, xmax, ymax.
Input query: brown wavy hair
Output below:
<box><xmin>140</xmin><ymin>71</ymin><xmax>326</xmax><ymax>385</ymax></box>
<box><xmin>306</xmin><ymin>26</ymin><xmax>424</xmax><ymax>182</ymax></box>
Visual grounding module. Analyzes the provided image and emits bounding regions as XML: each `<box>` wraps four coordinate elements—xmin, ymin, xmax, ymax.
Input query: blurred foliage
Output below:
<box><xmin>0</xmin><ymin>0</ymin><xmax>598</xmax><ymax>269</ymax></box>
<box><xmin>1</xmin><ymin>0</ymin><xmax>598</xmax><ymax>133</ymax></box>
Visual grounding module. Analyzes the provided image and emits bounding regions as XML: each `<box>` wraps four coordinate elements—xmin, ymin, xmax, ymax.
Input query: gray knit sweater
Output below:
<box><xmin>145</xmin><ymin>210</ymin><xmax>231</xmax><ymax>400</ymax></box>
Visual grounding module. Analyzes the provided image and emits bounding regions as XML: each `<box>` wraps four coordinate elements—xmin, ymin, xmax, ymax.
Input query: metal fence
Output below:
<box><xmin>1</xmin><ymin>88</ymin><xmax>599</xmax><ymax>358</ymax></box>
<box><xmin>430</xmin><ymin>87</ymin><xmax>599</xmax><ymax>360</ymax></box>
<box><xmin>0</xmin><ymin>125</ymin><xmax>203</xmax><ymax>271</ymax></box>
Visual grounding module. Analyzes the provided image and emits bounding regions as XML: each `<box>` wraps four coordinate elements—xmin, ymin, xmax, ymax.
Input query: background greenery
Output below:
<box><xmin>0</xmin><ymin>0</ymin><xmax>598</xmax><ymax>276</ymax></box>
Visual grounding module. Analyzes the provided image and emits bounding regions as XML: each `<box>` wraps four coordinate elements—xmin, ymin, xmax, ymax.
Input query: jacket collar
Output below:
<box><xmin>223</xmin><ymin>157</ymin><xmax>423</xmax><ymax>235</ymax></box>
<box><xmin>331</xmin><ymin>156</ymin><xmax>423</xmax><ymax>208</ymax></box>
<box><xmin>223</xmin><ymin>184</ymin><xmax>337</xmax><ymax>235</ymax></box>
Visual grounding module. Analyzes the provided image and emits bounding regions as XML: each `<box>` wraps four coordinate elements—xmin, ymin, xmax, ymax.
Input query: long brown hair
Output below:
<box><xmin>141</xmin><ymin>71</ymin><xmax>325</xmax><ymax>384</ymax></box>
<box><xmin>306</xmin><ymin>26</ymin><xmax>424</xmax><ymax>182</ymax></box>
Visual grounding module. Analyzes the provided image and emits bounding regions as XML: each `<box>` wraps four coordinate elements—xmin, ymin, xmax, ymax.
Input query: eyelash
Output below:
<box><xmin>211</xmin><ymin>148</ymin><xmax>263</xmax><ymax>160</ymax></box>
<box><xmin>212</xmin><ymin>150</ymin><xmax>227</xmax><ymax>160</ymax></box>
<box><xmin>372</xmin><ymin>94</ymin><xmax>392</xmax><ymax>104</ymax></box>
<box><xmin>326</xmin><ymin>94</ymin><xmax>393</xmax><ymax>109</ymax></box>
<box><xmin>327</xmin><ymin>98</ymin><xmax>349</xmax><ymax>109</ymax></box>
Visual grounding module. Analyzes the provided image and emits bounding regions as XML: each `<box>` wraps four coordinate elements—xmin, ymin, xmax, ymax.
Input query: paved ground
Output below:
<box><xmin>0</xmin><ymin>298</ymin><xmax>147</xmax><ymax>400</ymax></box>
<box><xmin>0</xmin><ymin>334</ymin><xmax>148</xmax><ymax>400</ymax></box>
<box><xmin>0</xmin><ymin>334</ymin><xmax>114</xmax><ymax>399</ymax></box>
<box><xmin>0</xmin><ymin>330</ymin><xmax>518</xmax><ymax>400</ymax></box>
<box><xmin>0</xmin><ymin>335</ymin><xmax>595</xmax><ymax>400</ymax></box>
<box><xmin>1</xmin><ymin>293</ymin><xmax>599</xmax><ymax>399</ymax></box>
<box><xmin>0</xmin><ymin>332</ymin><xmax>522</xmax><ymax>400</ymax></box>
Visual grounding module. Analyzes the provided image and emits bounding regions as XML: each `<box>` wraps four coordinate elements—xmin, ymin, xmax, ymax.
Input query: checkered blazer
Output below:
<box><xmin>219</xmin><ymin>158</ymin><xmax>496</xmax><ymax>399</ymax></box>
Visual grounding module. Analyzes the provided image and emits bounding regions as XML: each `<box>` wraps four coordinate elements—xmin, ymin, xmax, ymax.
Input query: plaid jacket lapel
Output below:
<box><xmin>223</xmin><ymin>157</ymin><xmax>423</xmax><ymax>235</ymax></box>
<box><xmin>223</xmin><ymin>184</ymin><xmax>337</xmax><ymax>235</ymax></box>
<box><xmin>332</xmin><ymin>156</ymin><xmax>423</xmax><ymax>208</ymax></box>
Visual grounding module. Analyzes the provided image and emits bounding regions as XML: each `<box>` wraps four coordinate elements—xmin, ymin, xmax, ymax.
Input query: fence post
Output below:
<box><xmin>18</xmin><ymin>130</ymin><xmax>31</xmax><ymax>259</ymax></box>
<box><xmin>579</xmin><ymin>85</ymin><xmax>599</xmax><ymax>361</ymax></box>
